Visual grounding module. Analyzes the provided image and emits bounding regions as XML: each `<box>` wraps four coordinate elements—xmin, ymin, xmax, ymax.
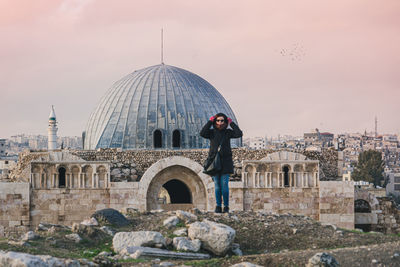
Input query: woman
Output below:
<box><xmin>200</xmin><ymin>113</ymin><xmax>243</xmax><ymax>213</ymax></box>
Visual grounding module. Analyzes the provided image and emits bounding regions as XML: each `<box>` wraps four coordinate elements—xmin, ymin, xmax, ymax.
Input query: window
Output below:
<box><xmin>154</xmin><ymin>130</ymin><xmax>162</xmax><ymax>148</ymax></box>
<box><xmin>395</xmin><ymin>184</ymin><xmax>400</xmax><ymax>191</ymax></box>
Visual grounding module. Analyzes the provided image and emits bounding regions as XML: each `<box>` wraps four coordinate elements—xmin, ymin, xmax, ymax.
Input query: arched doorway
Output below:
<box><xmin>146</xmin><ymin>165</ymin><xmax>208</xmax><ymax>211</ymax></box>
<box><xmin>172</xmin><ymin>130</ymin><xmax>181</xmax><ymax>148</ymax></box>
<box><xmin>161</xmin><ymin>179</ymin><xmax>191</xmax><ymax>203</ymax></box>
<box><xmin>355</xmin><ymin>199</ymin><xmax>372</xmax><ymax>232</ymax></box>
<box><xmin>283</xmin><ymin>165</ymin><xmax>290</xmax><ymax>187</ymax></box>
<box><xmin>58</xmin><ymin>167</ymin><xmax>66</xmax><ymax>188</ymax></box>
<box><xmin>154</xmin><ymin>130</ymin><xmax>162</xmax><ymax>148</ymax></box>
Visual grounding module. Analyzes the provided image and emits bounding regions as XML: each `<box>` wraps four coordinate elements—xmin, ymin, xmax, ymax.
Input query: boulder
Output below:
<box><xmin>65</xmin><ymin>233</ymin><xmax>82</xmax><ymax>243</ymax></box>
<box><xmin>21</xmin><ymin>231</ymin><xmax>39</xmax><ymax>241</ymax></box>
<box><xmin>173</xmin><ymin>237</ymin><xmax>201</xmax><ymax>252</ymax></box>
<box><xmin>81</xmin><ymin>217</ymin><xmax>99</xmax><ymax>226</ymax></box>
<box><xmin>188</xmin><ymin>219</ymin><xmax>235</xmax><ymax>256</ymax></box>
<box><xmin>163</xmin><ymin>216</ymin><xmax>180</xmax><ymax>229</ymax></box>
<box><xmin>306</xmin><ymin>252</ymin><xmax>339</xmax><ymax>267</ymax></box>
<box><xmin>176</xmin><ymin>210</ymin><xmax>198</xmax><ymax>223</ymax></box>
<box><xmin>0</xmin><ymin>250</ymin><xmax>85</xmax><ymax>267</ymax></box>
<box><xmin>71</xmin><ymin>223</ymin><xmax>107</xmax><ymax>240</ymax></box>
<box><xmin>91</xmin><ymin>208</ymin><xmax>130</xmax><ymax>227</ymax></box>
<box><xmin>113</xmin><ymin>231</ymin><xmax>166</xmax><ymax>253</ymax></box>
<box><xmin>173</xmin><ymin>228</ymin><xmax>187</xmax><ymax>236</ymax></box>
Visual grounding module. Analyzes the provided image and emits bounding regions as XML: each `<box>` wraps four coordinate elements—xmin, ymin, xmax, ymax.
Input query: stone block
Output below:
<box><xmin>263</xmin><ymin>203</ymin><xmax>273</xmax><ymax>210</ymax></box>
<box><xmin>319</xmin><ymin>203</ymin><xmax>330</xmax><ymax>210</ymax></box>
<box><xmin>9</xmin><ymin>221</ymin><xmax>21</xmax><ymax>227</ymax></box>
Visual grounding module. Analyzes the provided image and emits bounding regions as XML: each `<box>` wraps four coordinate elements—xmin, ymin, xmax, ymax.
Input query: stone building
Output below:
<box><xmin>83</xmin><ymin>64</ymin><xmax>240</xmax><ymax>150</ymax></box>
<box><xmin>0</xmin><ymin>149</ymin><xmax>355</xmax><ymax>237</ymax></box>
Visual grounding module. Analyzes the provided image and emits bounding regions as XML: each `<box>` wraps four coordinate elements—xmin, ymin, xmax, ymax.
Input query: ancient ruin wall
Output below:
<box><xmin>319</xmin><ymin>181</ymin><xmax>355</xmax><ymax>229</ymax></box>
<box><xmin>0</xmin><ymin>183</ymin><xmax>30</xmax><ymax>237</ymax></box>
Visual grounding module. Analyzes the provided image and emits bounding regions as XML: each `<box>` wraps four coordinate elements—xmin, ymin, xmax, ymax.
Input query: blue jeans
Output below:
<box><xmin>213</xmin><ymin>174</ymin><xmax>230</xmax><ymax>207</ymax></box>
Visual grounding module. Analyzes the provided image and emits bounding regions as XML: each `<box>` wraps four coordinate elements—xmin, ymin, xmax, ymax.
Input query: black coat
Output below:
<box><xmin>200</xmin><ymin>120</ymin><xmax>243</xmax><ymax>175</ymax></box>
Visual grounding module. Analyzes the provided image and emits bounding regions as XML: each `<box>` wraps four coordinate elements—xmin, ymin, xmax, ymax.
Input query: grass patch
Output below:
<box><xmin>176</xmin><ymin>222</ymin><xmax>186</xmax><ymax>228</ymax></box>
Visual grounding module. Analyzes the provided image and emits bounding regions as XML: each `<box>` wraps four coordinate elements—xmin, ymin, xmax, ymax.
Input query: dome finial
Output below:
<box><xmin>161</xmin><ymin>28</ymin><xmax>164</xmax><ymax>64</ymax></box>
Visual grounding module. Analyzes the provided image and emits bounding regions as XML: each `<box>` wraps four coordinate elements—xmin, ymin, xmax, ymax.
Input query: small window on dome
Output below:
<box><xmin>173</xmin><ymin>130</ymin><xmax>181</xmax><ymax>148</ymax></box>
<box><xmin>154</xmin><ymin>130</ymin><xmax>162</xmax><ymax>148</ymax></box>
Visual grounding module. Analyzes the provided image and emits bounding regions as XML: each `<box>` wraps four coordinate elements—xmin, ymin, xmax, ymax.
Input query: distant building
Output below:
<box><xmin>0</xmin><ymin>139</ymin><xmax>6</xmax><ymax>157</ymax></box>
<box><xmin>386</xmin><ymin>172</ymin><xmax>400</xmax><ymax>198</ymax></box>
<box><xmin>248</xmin><ymin>137</ymin><xmax>266</xmax><ymax>149</ymax></box>
<box><xmin>304</xmin><ymin>128</ymin><xmax>333</xmax><ymax>148</ymax></box>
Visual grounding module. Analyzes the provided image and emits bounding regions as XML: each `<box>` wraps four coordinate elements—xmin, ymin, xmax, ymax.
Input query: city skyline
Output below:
<box><xmin>1</xmin><ymin>0</ymin><xmax>400</xmax><ymax>138</ymax></box>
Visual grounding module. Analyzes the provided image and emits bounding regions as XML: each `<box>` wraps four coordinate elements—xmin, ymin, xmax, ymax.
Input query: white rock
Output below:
<box><xmin>163</xmin><ymin>216</ymin><xmax>180</xmax><ymax>229</ymax></box>
<box><xmin>188</xmin><ymin>219</ymin><xmax>236</xmax><ymax>256</ymax></box>
<box><xmin>21</xmin><ymin>231</ymin><xmax>39</xmax><ymax>241</ymax></box>
<box><xmin>113</xmin><ymin>231</ymin><xmax>166</xmax><ymax>253</ymax></box>
<box><xmin>176</xmin><ymin>210</ymin><xmax>198</xmax><ymax>223</ymax></box>
<box><xmin>173</xmin><ymin>237</ymin><xmax>201</xmax><ymax>252</ymax></box>
<box><xmin>100</xmin><ymin>226</ymin><xmax>116</xmax><ymax>236</ymax></box>
<box><xmin>130</xmin><ymin>250</ymin><xmax>143</xmax><ymax>259</ymax></box>
<box><xmin>0</xmin><ymin>250</ymin><xmax>83</xmax><ymax>267</ymax></box>
<box><xmin>173</xmin><ymin>228</ymin><xmax>187</xmax><ymax>236</ymax></box>
<box><xmin>81</xmin><ymin>217</ymin><xmax>99</xmax><ymax>226</ymax></box>
<box><xmin>65</xmin><ymin>233</ymin><xmax>82</xmax><ymax>243</ymax></box>
<box><xmin>230</xmin><ymin>262</ymin><xmax>263</xmax><ymax>267</ymax></box>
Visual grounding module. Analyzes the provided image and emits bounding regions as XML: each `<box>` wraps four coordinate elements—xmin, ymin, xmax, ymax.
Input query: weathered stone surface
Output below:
<box><xmin>176</xmin><ymin>210</ymin><xmax>198</xmax><ymax>223</ymax></box>
<box><xmin>173</xmin><ymin>228</ymin><xmax>187</xmax><ymax>236</ymax></box>
<box><xmin>113</xmin><ymin>231</ymin><xmax>166</xmax><ymax>253</ymax></box>
<box><xmin>163</xmin><ymin>216</ymin><xmax>180</xmax><ymax>229</ymax></box>
<box><xmin>92</xmin><ymin>208</ymin><xmax>130</xmax><ymax>227</ymax></box>
<box><xmin>65</xmin><ymin>233</ymin><xmax>82</xmax><ymax>243</ymax></box>
<box><xmin>306</xmin><ymin>252</ymin><xmax>339</xmax><ymax>267</ymax></box>
<box><xmin>21</xmin><ymin>231</ymin><xmax>39</xmax><ymax>241</ymax></box>
<box><xmin>0</xmin><ymin>250</ymin><xmax>89</xmax><ymax>267</ymax></box>
<box><xmin>188</xmin><ymin>219</ymin><xmax>236</xmax><ymax>256</ymax></box>
<box><xmin>100</xmin><ymin>226</ymin><xmax>116</xmax><ymax>236</ymax></box>
<box><xmin>231</xmin><ymin>243</ymin><xmax>243</xmax><ymax>256</ymax></box>
<box><xmin>173</xmin><ymin>237</ymin><xmax>201</xmax><ymax>252</ymax></box>
<box><xmin>230</xmin><ymin>262</ymin><xmax>263</xmax><ymax>267</ymax></box>
<box><xmin>81</xmin><ymin>217</ymin><xmax>99</xmax><ymax>226</ymax></box>
<box><xmin>122</xmin><ymin>246</ymin><xmax>210</xmax><ymax>260</ymax></box>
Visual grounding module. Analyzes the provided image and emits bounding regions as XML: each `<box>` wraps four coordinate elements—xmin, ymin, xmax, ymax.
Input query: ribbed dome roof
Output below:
<box><xmin>84</xmin><ymin>64</ymin><xmax>239</xmax><ymax>149</ymax></box>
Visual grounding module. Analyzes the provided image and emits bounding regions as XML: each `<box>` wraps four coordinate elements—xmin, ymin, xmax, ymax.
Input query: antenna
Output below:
<box><xmin>375</xmin><ymin>116</ymin><xmax>378</xmax><ymax>138</ymax></box>
<box><xmin>161</xmin><ymin>28</ymin><xmax>164</xmax><ymax>64</ymax></box>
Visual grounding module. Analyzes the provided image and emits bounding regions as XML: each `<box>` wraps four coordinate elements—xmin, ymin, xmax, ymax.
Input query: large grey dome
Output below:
<box><xmin>83</xmin><ymin>64</ymin><xmax>240</xmax><ymax>150</ymax></box>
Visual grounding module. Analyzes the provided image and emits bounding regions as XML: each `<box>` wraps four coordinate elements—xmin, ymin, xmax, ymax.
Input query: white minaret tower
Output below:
<box><xmin>48</xmin><ymin>105</ymin><xmax>58</xmax><ymax>151</ymax></box>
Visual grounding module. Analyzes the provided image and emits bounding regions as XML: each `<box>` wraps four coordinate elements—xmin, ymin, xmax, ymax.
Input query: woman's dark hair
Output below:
<box><xmin>213</xmin><ymin>113</ymin><xmax>228</xmax><ymax>129</ymax></box>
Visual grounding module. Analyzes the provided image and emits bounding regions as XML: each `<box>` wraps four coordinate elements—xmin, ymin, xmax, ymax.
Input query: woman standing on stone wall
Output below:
<box><xmin>200</xmin><ymin>113</ymin><xmax>243</xmax><ymax>213</ymax></box>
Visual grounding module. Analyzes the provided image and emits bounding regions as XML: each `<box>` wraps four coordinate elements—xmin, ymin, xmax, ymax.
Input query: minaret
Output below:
<box><xmin>48</xmin><ymin>105</ymin><xmax>58</xmax><ymax>151</ymax></box>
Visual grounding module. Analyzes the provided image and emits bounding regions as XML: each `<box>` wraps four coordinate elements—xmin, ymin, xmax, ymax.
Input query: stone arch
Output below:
<box><xmin>294</xmin><ymin>164</ymin><xmax>304</xmax><ymax>172</ymax></box>
<box><xmin>138</xmin><ymin>156</ymin><xmax>213</xmax><ymax>211</ymax></box>
<box><xmin>82</xmin><ymin>165</ymin><xmax>93</xmax><ymax>188</ymax></box>
<box><xmin>57</xmin><ymin>166</ymin><xmax>67</xmax><ymax>188</ymax></box>
<box><xmin>282</xmin><ymin>164</ymin><xmax>291</xmax><ymax>187</ymax></box>
<box><xmin>97</xmin><ymin>165</ymin><xmax>107</xmax><ymax>188</ymax></box>
<box><xmin>71</xmin><ymin>165</ymin><xmax>80</xmax><ymax>188</ymax></box>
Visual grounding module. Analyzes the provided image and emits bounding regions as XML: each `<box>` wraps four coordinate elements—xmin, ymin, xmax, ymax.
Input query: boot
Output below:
<box><xmin>215</xmin><ymin>206</ymin><xmax>222</xmax><ymax>213</ymax></box>
<box><xmin>223</xmin><ymin>206</ymin><xmax>229</xmax><ymax>213</ymax></box>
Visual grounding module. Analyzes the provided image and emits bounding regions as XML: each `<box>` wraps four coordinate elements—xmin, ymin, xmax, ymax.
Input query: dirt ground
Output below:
<box><xmin>3</xmin><ymin>210</ymin><xmax>400</xmax><ymax>266</ymax></box>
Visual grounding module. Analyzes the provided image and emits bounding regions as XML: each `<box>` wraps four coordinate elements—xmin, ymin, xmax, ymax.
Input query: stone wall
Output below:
<box><xmin>70</xmin><ymin>148</ymin><xmax>338</xmax><ymax>181</ymax></box>
<box><xmin>241</xmin><ymin>187</ymin><xmax>320</xmax><ymax>220</ymax></box>
<box><xmin>30</xmin><ymin>189</ymin><xmax>110</xmax><ymax>227</ymax></box>
<box><xmin>0</xmin><ymin>182</ymin><xmax>30</xmax><ymax>237</ymax></box>
<box><xmin>319</xmin><ymin>181</ymin><xmax>355</xmax><ymax>229</ymax></box>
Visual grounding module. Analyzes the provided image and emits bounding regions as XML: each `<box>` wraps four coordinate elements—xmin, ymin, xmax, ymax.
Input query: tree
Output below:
<box><xmin>352</xmin><ymin>150</ymin><xmax>384</xmax><ymax>187</ymax></box>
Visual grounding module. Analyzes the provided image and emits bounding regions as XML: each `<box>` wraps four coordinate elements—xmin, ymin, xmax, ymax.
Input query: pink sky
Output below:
<box><xmin>1</xmin><ymin>0</ymin><xmax>400</xmax><ymax>138</ymax></box>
